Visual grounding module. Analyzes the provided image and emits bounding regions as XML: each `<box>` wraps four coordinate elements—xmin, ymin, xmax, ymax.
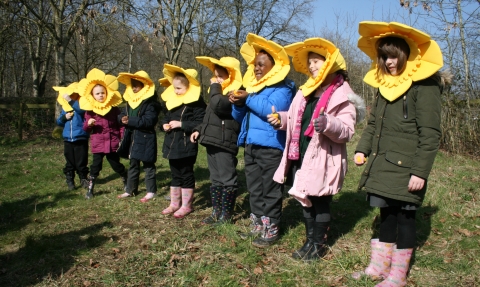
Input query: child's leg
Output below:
<box><xmin>74</xmin><ymin>140</ymin><xmax>89</xmax><ymax>188</ymax></box>
<box><xmin>396</xmin><ymin>210</ymin><xmax>416</xmax><ymax>249</ymax></box>
<box><xmin>63</xmin><ymin>141</ymin><xmax>76</xmax><ymax>190</ymax></box>
<box><xmin>86</xmin><ymin>153</ymin><xmax>104</xmax><ymax>199</ymax></box>
<box><xmin>173</xmin><ymin>156</ymin><xmax>196</xmax><ymax>219</ymax></box>
<box><xmin>105</xmin><ymin>152</ymin><xmax>127</xmax><ymax>190</ymax></box>
<box><xmin>140</xmin><ymin>161</ymin><xmax>157</xmax><ymax>202</ymax></box>
<box><xmin>162</xmin><ymin>159</ymin><xmax>184</xmax><ymax>214</ymax></box>
<box><xmin>379</xmin><ymin>206</ymin><xmax>400</xmax><ymax>244</ymax></box>
<box><xmin>118</xmin><ymin>158</ymin><xmax>139</xmax><ymax>198</ymax></box>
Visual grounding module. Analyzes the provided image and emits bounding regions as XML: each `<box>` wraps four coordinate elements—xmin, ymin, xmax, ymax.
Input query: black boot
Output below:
<box><xmin>201</xmin><ymin>186</ymin><xmax>222</xmax><ymax>224</ymax></box>
<box><xmin>85</xmin><ymin>176</ymin><xmax>95</xmax><ymax>199</ymax></box>
<box><xmin>120</xmin><ymin>172</ymin><xmax>128</xmax><ymax>192</ymax></box>
<box><xmin>79</xmin><ymin>174</ymin><xmax>89</xmax><ymax>189</ymax></box>
<box><xmin>65</xmin><ymin>171</ymin><xmax>75</xmax><ymax>190</ymax></box>
<box><xmin>303</xmin><ymin>221</ymin><xmax>329</xmax><ymax>260</ymax></box>
<box><xmin>292</xmin><ymin>217</ymin><xmax>315</xmax><ymax>259</ymax></box>
<box><xmin>214</xmin><ymin>187</ymin><xmax>237</xmax><ymax>225</ymax></box>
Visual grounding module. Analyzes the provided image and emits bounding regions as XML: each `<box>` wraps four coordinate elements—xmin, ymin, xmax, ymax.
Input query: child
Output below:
<box><xmin>269</xmin><ymin>38</ymin><xmax>365</xmax><ymax>260</ymax></box>
<box><xmin>116</xmin><ymin>71</ymin><xmax>162</xmax><ymax>202</ymax></box>
<box><xmin>160</xmin><ymin>64</ymin><xmax>206</xmax><ymax>219</ymax></box>
<box><xmin>78</xmin><ymin>68</ymin><xmax>127</xmax><ymax>199</ymax></box>
<box><xmin>191</xmin><ymin>56</ymin><xmax>243</xmax><ymax>224</ymax></box>
<box><xmin>230</xmin><ymin>33</ymin><xmax>295</xmax><ymax>247</ymax></box>
<box><xmin>351</xmin><ymin>21</ymin><xmax>445</xmax><ymax>286</ymax></box>
<box><xmin>54</xmin><ymin>82</ymin><xmax>90</xmax><ymax>190</ymax></box>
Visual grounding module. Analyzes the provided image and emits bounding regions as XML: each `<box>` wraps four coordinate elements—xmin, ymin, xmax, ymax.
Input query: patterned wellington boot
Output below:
<box><xmin>173</xmin><ymin>188</ymin><xmax>194</xmax><ymax>219</ymax></box>
<box><xmin>252</xmin><ymin>216</ymin><xmax>280</xmax><ymax>248</ymax></box>
<box><xmin>239</xmin><ymin>213</ymin><xmax>263</xmax><ymax>240</ymax></box>
<box><xmin>352</xmin><ymin>239</ymin><xmax>395</xmax><ymax>280</ymax></box>
<box><xmin>161</xmin><ymin>187</ymin><xmax>181</xmax><ymax>215</ymax></box>
<box><xmin>375</xmin><ymin>247</ymin><xmax>413</xmax><ymax>287</ymax></box>
<box><xmin>85</xmin><ymin>176</ymin><xmax>95</xmax><ymax>199</ymax></box>
<box><xmin>214</xmin><ymin>187</ymin><xmax>237</xmax><ymax>225</ymax></box>
<box><xmin>79</xmin><ymin>174</ymin><xmax>89</xmax><ymax>189</ymax></box>
<box><xmin>201</xmin><ymin>186</ymin><xmax>222</xmax><ymax>224</ymax></box>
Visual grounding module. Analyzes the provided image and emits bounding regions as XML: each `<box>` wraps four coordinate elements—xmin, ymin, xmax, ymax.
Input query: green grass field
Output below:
<box><xmin>0</xmin><ymin>131</ymin><xmax>479</xmax><ymax>287</ymax></box>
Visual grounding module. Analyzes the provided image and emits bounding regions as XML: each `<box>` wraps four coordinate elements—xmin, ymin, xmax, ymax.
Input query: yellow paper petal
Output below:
<box><xmin>196</xmin><ymin>56</ymin><xmax>243</xmax><ymax>95</ymax></box>
<box><xmin>77</xmin><ymin>68</ymin><xmax>122</xmax><ymax>115</ymax></box>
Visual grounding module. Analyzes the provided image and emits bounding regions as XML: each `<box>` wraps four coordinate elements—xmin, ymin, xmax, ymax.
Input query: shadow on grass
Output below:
<box><xmin>0</xmin><ymin>221</ymin><xmax>112</xmax><ymax>286</ymax></box>
<box><xmin>0</xmin><ymin>192</ymin><xmax>78</xmax><ymax>237</ymax></box>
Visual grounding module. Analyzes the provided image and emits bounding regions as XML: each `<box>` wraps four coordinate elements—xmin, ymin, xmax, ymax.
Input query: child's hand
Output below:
<box><xmin>313</xmin><ymin>108</ymin><xmax>327</xmax><ymax>133</ymax></box>
<box><xmin>408</xmin><ymin>175</ymin><xmax>425</xmax><ymax>192</ymax></box>
<box><xmin>190</xmin><ymin>131</ymin><xmax>199</xmax><ymax>143</ymax></box>
<box><xmin>229</xmin><ymin>90</ymin><xmax>247</xmax><ymax>106</ymax></box>
<box><xmin>267</xmin><ymin>106</ymin><xmax>281</xmax><ymax>127</ymax></box>
<box><xmin>163</xmin><ymin>124</ymin><xmax>171</xmax><ymax>132</ymax></box>
<box><xmin>169</xmin><ymin>120</ymin><xmax>181</xmax><ymax>129</ymax></box>
<box><xmin>88</xmin><ymin>118</ymin><xmax>96</xmax><ymax>126</ymax></box>
<box><xmin>354</xmin><ymin>152</ymin><xmax>366</xmax><ymax>166</ymax></box>
<box><xmin>121</xmin><ymin>116</ymin><xmax>129</xmax><ymax>125</ymax></box>
<box><xmin>65</xmin><ymin>112</ymin><xmax>73</xmax><ymax>120</ymax></box>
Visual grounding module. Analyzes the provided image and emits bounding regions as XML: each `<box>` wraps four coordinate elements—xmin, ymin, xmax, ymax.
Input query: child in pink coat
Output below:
<box><xmin>269</xmin><ymin>38</ymin><xmax>365</xmax><ymax>260</ymax></box>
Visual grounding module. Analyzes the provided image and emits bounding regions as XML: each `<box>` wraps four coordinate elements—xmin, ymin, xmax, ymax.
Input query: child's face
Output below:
<box><xmin>173</xmin><ymin>79</ymin><xmax>188</xmax><ymax>96</ymax></box>
<box><xmin>92</xmin><ymin>85</ymin><xmax>107</xmax><ymax>103</ymax></box>
<box><xmin>214</xmin><ymin>67</ymin><xmax>229</xmax><ymax>83</ymax></box>
<box><xmin>254</xmin><ymin>53</ymin><xmax>273</xmax><ymax>80</ymax></box>
<box><xmin>131</xmin><ymin>79</ymin><xmax>144</xmax><ymax>93</ymax></box>
<box><xmin>385</xmin><ymin>56</ymin><xmax>399</xmax><ymax>75</ymax></box>
<box><xmin>308</xmin><ymin>52</ymin><xmax>325</xmax><ymax>78</ymax></box>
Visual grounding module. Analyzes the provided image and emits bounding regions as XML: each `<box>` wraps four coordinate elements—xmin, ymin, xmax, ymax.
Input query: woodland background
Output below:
<box><xmin>0</xmin><ymin>0</ymin><xmax>479</xmax><ymax>156</ymax></box>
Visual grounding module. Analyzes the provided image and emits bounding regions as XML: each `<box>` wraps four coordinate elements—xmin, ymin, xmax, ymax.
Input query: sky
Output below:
<box><xmin>308</xmin><ymin>0</ymin><xmax>426</xmax><ymax>37</ymax></box>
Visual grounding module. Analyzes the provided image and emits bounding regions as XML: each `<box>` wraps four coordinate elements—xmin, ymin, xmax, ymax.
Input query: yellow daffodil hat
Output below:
<box><xmin>117</xmin><ymin>70</ymin><xmax>156</xmax><ymax>109</ymax></box>
<box><xmin>285</xmin><ymin>38</ymin><xmax>347</xmax><ymax>97</ymax></box>
<box><xmin>53</xmin><ymin>82</ymin><xmax>79</xmax><ymax>112</ymax></box>
<box><xmin>196</xmin><ymin>56</ymin><xmax>243</xmax><ymax>95</ymax></box>
<box><xmin>160</xmin><ymin>64</ymin><xmax>201</xmax><ymax>110</ymax></box>
<box><xmin>77</xmin><ymin>68</ymin><xmax>123</xmax><ymax>115</ymax></box>
<box><xmin>358</xmin><ymin>21</ymin><xmax>444</xmax><ymax>101</ymax></box>
<box><xmin>158</xmin><ymin>77</ymin><xmax>171</xmax><ymax>88</ymax></box>
<box><xmin>240</xmin><ymin>33</ymin><xmax>290</xmax><ymax>93</ymax></box>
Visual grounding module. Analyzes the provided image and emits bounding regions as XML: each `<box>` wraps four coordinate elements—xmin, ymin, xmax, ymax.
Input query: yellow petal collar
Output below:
<box><xmin>240</xmin><ymin>33</ymin><xmax>290</xmax><ymax>93</ymax></box>
<box><xmin>54</xmin><ymin>82</ymin><xmax>79</xmax><ymax>111</ymax></box>
<box><xmin>117</xmin><ymin>71</ymin><xmax>156</xmax><ymax>109</ymax></box>
<box><xmin>358</xmin><ymin>21</ymin><xmax>443</xmax><ymax>101</ymax></box>
<box><xmin>285</xmin><ymin>38</ymin><xmax>346</xmax><ymax>97</ymax></box>
<box><xmin>77</xmin><ymin>68</ymin><xmax>123</xmax><ymax>116</ymax></box>
<box><xmin>160</xmin><ymin>64</ymin><xmax>201</xmax><ymax>110</ymax></box>
<box><xmin>196</xmin><ymin>56</ymin><xmax>243</xmax><ymax>95</ymax></box>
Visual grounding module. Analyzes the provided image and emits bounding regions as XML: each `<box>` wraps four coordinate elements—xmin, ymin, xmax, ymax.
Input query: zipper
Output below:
<box><xmin>166</xmin><ymin>106</ymin><xmax>187</xmax><ymax>158</ymax></box>
<box><xmin>403</xmin><ymin>95</ymin><xmax>408</xmax><ymax>119</ymax></box>
<box><xmin>222</xmin><ymin>120</ymin><xmax>225</xmax><ymax>142</ymax></box>
<box><xmin>69</xmin><ymin>119</ymin><xmax>73</xmax><ymax>141</ymax></box>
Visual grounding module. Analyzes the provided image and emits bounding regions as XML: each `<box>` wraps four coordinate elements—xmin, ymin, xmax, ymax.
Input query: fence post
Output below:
<box><xmin>18</xmin><ymin>102</ymin><xmax>24</xmax><ymax>140</ymax></box>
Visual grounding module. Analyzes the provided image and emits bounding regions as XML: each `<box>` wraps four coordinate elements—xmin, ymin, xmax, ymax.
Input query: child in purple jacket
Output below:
<box><xmin>78</xmin><ymin>68</ymin><xmax>127</xmax><ymax>199</ymax></box>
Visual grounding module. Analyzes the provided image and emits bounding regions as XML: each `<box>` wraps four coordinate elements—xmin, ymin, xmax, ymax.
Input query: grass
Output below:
<box><xmin>0</xmin><ymin>129</ymin><xmax>479</xmax><ymax>287</ymax></box>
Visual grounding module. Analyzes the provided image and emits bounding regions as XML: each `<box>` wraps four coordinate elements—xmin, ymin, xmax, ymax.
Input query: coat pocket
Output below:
<box><xmin>385</xmin><ymin>150</ymin><xmax>413</xmax><ymax>168</ymax></box>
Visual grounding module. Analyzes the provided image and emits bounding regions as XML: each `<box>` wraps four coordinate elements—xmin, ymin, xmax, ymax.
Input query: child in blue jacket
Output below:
<box><xmin>55</xmin><ymin>83</ymin><xmax>89</xmax><ymax>190</ymax></box>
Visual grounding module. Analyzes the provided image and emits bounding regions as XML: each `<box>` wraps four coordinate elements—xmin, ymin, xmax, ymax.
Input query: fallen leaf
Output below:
<box><xmin>236</xmin><ymin>264</ymin><xmax>244</xmax><ymax>269</ymax></box>
<box><xmin>112</xmin><ymin>248</ymin><xmax>120</xmax><ymax>253</ymax></box>
<box><xmin>439</xmin><ymin>218</ymin><xmax>446</xmax><ymax>223</ymax></box>
<box><xmin>152</xmin><ymin>238</ymin><xmax>157</xmax><ymax>244</ymax></box>
<box><xmin>452</xmin><ymin>212</ymin><xmax>462</xmax><ymax>218</ymax></box>
<box><xmin>83</xmin><ymin>280</ymin><xmax>91</xmax><ymax>286</ymax></box>
<box><xmin>253</xmin><ymin>266</ymin><xmax>263</xmax><ymax>274</ymax></box>
<box><xmin>457</xmin><ymin>228</ymin><xmax>472</xmax><ymax>237</ymax></box>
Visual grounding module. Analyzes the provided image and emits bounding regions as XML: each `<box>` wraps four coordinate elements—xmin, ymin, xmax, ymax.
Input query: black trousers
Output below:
<box><xmin>90</xmin><ymin>152</ymin><xmax>126</xmax><ymax>178</ymax></box>
<box><xmin>206</xmin><ymin>145</ymin><xmax>238</xmax><ymax>188</ymax></box>
<box><xmin>244</xmin><ymin>144</ymin><xmax>283</xmax><ymax>225</ymax></box>
<box><xmin>63</xmin><ymin>140</ymin><xmax>89</xmax><ymax>177</ymax></box>
<box><xmin>169</xmin><ymin>156</ymin><xmax>196</xmax><ymax>188</ymax></box>
<box><xmin>303</xmin><ymin>195</ymin><xmax>332</xmax><ymax>222</ymax></box>
<box><xmin>127</xmin><ymin>158</ymin><xmax>157</xmax><ymax>194</ymax></box>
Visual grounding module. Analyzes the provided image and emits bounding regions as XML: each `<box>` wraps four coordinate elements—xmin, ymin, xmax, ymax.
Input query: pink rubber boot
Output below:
<box><xmin>173</xmin><ymin>188</ymin><xmax>194</xmax><ymax>219</ymax></box>
<box><xmin>161</xmin><ymin>187</ymin><xmax>181</xmax><ymax>215</ymax></box>
<box><xmin>375</xmin><ymin>247</ymin><xmax>413</xmax><ymax>287</ymax></box>
<box><xmin>352</xmin><ymin>239</ymin><xmax>395</xmax><ymax>280</ymax></box>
